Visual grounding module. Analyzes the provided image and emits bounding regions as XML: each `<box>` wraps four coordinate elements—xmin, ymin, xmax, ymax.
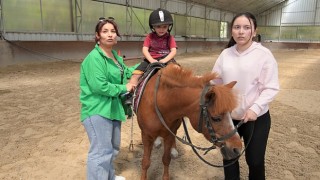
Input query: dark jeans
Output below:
<box><xmin>223</xmin><ymin>111</ymin><xmax>271</xmax><ymax>180</ymax></box>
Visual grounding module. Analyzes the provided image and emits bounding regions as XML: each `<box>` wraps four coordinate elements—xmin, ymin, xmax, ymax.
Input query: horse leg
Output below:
<box><xmin>170</xmin><ymin>117</ymin><xmax>188</xmax><ymax>158</ymax></box>
<box><xmin>162</xmin><ymin>136</ymin><xmax>175</xmax><ymax>180</ymax></box>
<box><xmin>154</xmin><ymin>136</ymin><xmax>179</xmax><ymax>159</ymax></box>
<box><xmin>154</xmin><ymin>136</ymin><xmax>162</xmax><ymax>148</ymax></box>
<box><xmin>169</xmin><ymin>118</ymin><xmax>183</xmax><ymax>159</ymax></box>
<box><xmin>140</xmin><ymin>133</ymin><xmax>153</xmax><ymax>180</ymax></box>
<box><xmin>170</xmin><ymin>140</ymin><xmax>179</xmax><ymax>159</ymax></box>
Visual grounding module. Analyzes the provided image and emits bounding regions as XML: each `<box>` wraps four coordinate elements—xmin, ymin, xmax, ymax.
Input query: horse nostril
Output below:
<box><xmin>233</xmin><ymin>148</ymin><xmax>241</xmax><ymax>155</ymax></box>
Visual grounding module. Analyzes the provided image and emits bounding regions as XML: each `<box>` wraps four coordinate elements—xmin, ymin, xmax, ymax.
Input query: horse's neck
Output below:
<box><xmin>162</xmin><ymin>86</ymin><xmax>208</xmax><ymax>132</ymax></box>
<box><xmin>159</xmin><ymin>87</ymin><xmax>200</xmax><ymax>118</ymax></box>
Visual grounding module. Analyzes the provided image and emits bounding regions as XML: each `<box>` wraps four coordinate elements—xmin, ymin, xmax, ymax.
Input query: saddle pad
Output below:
<box><xmin>133</xmin><ymin>64</ymin><xmax>165</xmax><ymax>113</ymax></box>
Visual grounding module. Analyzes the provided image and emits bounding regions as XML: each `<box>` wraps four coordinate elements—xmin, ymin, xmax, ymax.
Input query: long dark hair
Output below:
<box><xmin>225</xmin><ymin>12</ymin><xmax>257</xmax><ymax>48</ymax></box>
<box><xmin>95</xmin><ymin>17</ymin><xmax>121</xmax><ymax>43</ymax></box>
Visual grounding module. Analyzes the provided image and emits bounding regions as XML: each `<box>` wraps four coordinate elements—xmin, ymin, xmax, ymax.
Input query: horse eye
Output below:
<box><xmin>211</xmin><ymin>116</ymin><xmax>222</xmax><ymax>122</ymax></box>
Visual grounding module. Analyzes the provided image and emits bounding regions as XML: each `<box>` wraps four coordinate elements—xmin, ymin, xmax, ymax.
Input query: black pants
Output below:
<box><xmin>135</xmin><ymin>57</ymin><xmax>175</xmax><ymax>72</ymax></box>
<box><xmin>223</xmin><ymin>111</ymin><xmax>271</xmax><ymax>180</ymax></box>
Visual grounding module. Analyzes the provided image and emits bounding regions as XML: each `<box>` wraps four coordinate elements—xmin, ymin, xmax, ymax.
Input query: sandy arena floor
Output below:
<box><xmin>0</xmin><ymin>49</ymin><xmax>319</xmax><ymax>180</ymax></box>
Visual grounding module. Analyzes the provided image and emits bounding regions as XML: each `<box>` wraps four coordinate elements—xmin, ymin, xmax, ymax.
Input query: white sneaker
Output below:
<box><xmin>115</xmin><ymin>175</ymin><xmax>126</xmax><ymax>180</ymax></box>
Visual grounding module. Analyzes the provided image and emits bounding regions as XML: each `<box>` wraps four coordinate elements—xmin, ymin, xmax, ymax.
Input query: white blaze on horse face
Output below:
<box><xmin>225</xmin><ymin>112</ymin><xmax>241</xmax><ymax>138</ymax></box>
<box><xmin>226</xmin><ymin>112</ymin><xmax>235</xmax><ymax>129</ymax></box>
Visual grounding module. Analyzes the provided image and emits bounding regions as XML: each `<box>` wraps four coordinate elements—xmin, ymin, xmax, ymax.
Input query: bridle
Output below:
<box><xmin>197</xmin><ymin>84</ymin><xmax>243</xmax><ymax>146</ymax></box>
<box><xmin>186</xmin><ymin>83</ymin><xmax>246</xmax><ymax>167</ymax></box>
<box><xmin>153</xmin><ymin>71</ymin><xmax>249</xmax><ymax>167</ymax></box>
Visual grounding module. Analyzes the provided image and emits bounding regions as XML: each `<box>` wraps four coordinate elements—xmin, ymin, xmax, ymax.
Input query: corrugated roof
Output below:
<box><xmin>181</xmin><ymin>0</ymin><xmax>287</xmax><ymax>15</ymax></box>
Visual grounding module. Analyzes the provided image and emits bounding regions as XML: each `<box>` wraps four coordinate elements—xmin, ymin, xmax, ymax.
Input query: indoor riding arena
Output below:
<box><xmin>0</xmin><ymin>0</ymin><xmax>319</xmax><ymax>180</ymax></box>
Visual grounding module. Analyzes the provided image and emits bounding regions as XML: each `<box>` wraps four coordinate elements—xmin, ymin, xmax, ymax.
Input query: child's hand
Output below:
<box><xmin>158</xmin><ymin>59</ymin><xmax>165</xmax><ymax>63</ymax></box>
<box><xmin>150</xmin><ymin>59</ymin><xmax>158</xmax><ymax>63</ymax></box>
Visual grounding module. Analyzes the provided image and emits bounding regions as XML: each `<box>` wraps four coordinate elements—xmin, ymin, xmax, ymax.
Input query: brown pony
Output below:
<box><xmin>136</xmin><ymin>63</ymin><xmax>242</xmax><ymax>180</ymax></box>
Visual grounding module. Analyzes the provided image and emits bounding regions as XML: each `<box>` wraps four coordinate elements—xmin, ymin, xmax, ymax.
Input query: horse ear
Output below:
<box><xmin>205</xmin><ymin>88</ymin><xmax>215</xmax><ymax>103</ymax></box>
<box><xmin>225</xmin><ymin>81</ymin><xmax>237</xmax><ymax>88</ymax></box>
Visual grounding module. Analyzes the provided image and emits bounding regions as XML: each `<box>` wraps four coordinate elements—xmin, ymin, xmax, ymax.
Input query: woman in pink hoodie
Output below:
<box><xmin>212</xmin><ymin>12</ymin><xmax>280</xmax><ymax>180</ymax></box>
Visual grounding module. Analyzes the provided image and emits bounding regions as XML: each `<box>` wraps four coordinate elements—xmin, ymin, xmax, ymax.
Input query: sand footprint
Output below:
<box><xmin>311</xmin><ymin>125</ymin><xmax>319</xmax><ymax>132</ymax></box>
<box><xmin>290</xmin><ymin>127</ymin><xmax>297</xmax><ymax>133</ymax></box>
<box><xmin>283</xmin><ymin>170</ymin><xmax>295</xmax><ymax>180</ymax></box>
<box><xmin>286</xmin><ymin>141</ymin><xmax>318</xmax><ymax>157</ymax></box>
<box><xmin>310</xmin><ymin>172</ymin><xmax>320</xmax><ymax>180</ymax></box>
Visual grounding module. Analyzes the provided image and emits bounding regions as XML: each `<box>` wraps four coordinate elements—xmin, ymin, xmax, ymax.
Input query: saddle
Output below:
<box><xmin>132</xmin><ymin>62</ymin><xmax>166</xmax><ymax>113</ymax></box>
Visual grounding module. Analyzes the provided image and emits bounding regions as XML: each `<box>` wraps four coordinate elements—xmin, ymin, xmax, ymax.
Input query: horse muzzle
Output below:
<box><xmin>220</xmin><ymin>145</ymin><xmax>241</xmax><ymax>160</ymax></box>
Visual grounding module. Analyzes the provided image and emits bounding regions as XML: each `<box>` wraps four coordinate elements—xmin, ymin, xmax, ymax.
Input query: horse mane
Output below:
<box><xmin>159</xmin><ymin>64</ymin><xmax>238</xmax><ymax>114</ymax></box>
<box><xmin>160</xmin><ymin>63</ymin><xmax>218</xmax><ymax>88</ymax></box>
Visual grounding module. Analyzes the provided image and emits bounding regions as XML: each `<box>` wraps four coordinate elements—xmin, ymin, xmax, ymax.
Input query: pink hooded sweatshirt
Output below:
<box><xmin>212</xmin><ymin>42</ymin><xmax>280</xmax><ymax>120</ymax></box>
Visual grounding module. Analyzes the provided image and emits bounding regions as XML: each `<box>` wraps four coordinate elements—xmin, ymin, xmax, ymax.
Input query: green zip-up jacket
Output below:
<box><xmin>80</xmin><ymin>44</ymin><xmax>138</xmax><ymax>122</ymax></box>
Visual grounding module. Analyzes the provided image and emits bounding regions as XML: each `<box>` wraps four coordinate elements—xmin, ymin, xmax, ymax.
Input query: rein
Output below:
<box><xmin>154</xmin><ymin>70</ymin><xmax>254</xmax><ymax>168</ymax></box>
<box><xmin>182</xmin><ymin>119</ymin><xmax>253</xmax><ymax>168</ymax></box>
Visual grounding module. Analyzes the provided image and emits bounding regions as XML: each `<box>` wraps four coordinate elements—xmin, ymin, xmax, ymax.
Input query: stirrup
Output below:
<box><xmin>123</xmin><ymin>92</ymin><xmax>133</xmax><ymax>106</ymax></box>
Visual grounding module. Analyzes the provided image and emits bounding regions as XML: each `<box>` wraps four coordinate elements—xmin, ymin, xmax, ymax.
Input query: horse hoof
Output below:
<box><xmin>153</xmin><ymin>137</ymin><xmax>162</xmax><ymax>148</ymax></box>
<box><xmin>170</xmin><ymin>148</ymin><xmax>179</xmax><ymax>159</ymax></box>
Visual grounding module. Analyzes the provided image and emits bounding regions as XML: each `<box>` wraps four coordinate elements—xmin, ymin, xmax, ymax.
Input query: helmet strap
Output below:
<box><xmin>168</xmin><ymin>25</ymin><xmax>173</xmax><ymax>33</ymax></box>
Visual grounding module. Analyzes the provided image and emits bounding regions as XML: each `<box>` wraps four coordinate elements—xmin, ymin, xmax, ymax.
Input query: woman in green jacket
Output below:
<box><xmin>79</xmin><ymin>17</ymin><xmax>137</xmax><ymax>180</ymax></box>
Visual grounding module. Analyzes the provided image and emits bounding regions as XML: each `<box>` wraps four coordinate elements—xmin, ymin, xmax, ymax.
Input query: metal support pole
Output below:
<box><xmin>40</xmin><ymin>0</ymin><xmax>43</xmax><ymax>32</ymax></box>
<box><xmin>186</xmin><ymin>1</ymin><xmax>193</xmax><ymax>37</ymax></box>
<box><xmin>314</xmin><ymin>0</ymin><xmax>318</xmax><ymax>26</ymax></box>
<box><xmin>160</xmin><ymin>0</ymin><xmax>167</xmax><ymax>9</ymax></box>
<box><xmin>278</xmin><ymin>5</ymin><xmax>283</xmax><ymax>42</ymax></box>
<box><xmin>205</xmin><ymin>6</ymin><xmax>209</xmax><ymax>38</ymax></box>
<box><xmin>126</xmin><ymin>0</ymin><xmax>133</xmax><ymax>37</ymax></box>
<box><xmin>70</xmin><ymin>0</ymin><xmax>75</xmax><ymax>32</ymax></box>
<box><xmin>219</xmin><ymin>11</ymin><xmax>222</xmax><ymax>41</ymax></box>
<box><xmin>0</xmin><ymin>0</ymin><xmax>4</xmax><ymax>40</ymax></box>
<box><xmin>75</xmin><ymin>0</ymin><xmax>82</xmax><ymax>40</ymax></box>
